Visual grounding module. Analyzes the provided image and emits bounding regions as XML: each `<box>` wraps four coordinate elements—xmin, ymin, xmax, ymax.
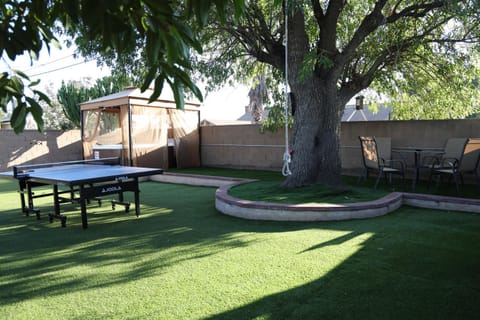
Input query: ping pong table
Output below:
<box><xmin>0</xmin><ymin>158</ymin><xmax>163</xmax><ymax>229</ymax></box>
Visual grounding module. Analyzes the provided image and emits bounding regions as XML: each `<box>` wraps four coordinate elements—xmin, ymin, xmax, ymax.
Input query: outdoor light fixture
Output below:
<box><xmin>355</xmin><ymin>95</ymin><xmax>364</xmax><ymax>110</ymax></box>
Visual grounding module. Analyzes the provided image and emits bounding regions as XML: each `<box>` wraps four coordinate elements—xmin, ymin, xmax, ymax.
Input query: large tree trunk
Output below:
<box><xmin>282</xmin><ymin>77</ymin><xmax>344</xmax><ymax>188</ymax></box>
<box><xmin>279</xmin><ymin>9</ymin><xmax>346</xmax><ymax>188</ymax></box>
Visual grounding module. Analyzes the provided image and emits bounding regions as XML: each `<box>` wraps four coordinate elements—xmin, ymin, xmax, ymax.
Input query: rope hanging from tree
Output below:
<box><xmin>281</xmin><ymin>0</ymin><xmax>292</xmax><ymax>176</ymax></box>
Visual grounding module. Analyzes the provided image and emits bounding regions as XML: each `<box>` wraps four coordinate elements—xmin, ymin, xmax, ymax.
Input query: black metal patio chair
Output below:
<box><xmin>358</xmin><ymin>136</ymin><xmax>405</xmax><ymax>189</ymax></box>
<box><xmin>428</xmin><ymin>138</ymin><xmax>480</xmax><ymax>193</ymax></box>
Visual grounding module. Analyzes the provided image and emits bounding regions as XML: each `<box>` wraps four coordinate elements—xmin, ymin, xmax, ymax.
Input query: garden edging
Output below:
<box><xmin>150</xmin><ymin>173</ymin><xmax>480</xmax><ymax>221</ymax></box>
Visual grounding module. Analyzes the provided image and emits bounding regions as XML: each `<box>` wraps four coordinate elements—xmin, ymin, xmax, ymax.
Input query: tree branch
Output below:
<box><xmin>215</xmin><ymin>3</ymin><xmax>285</xmax><ymax>70</ymax></box>
<box><xmin>311</xmin><ymin>0</ymin><xmax>325</xmax><ymax>30</ymax></box>
<box><xmin>318</xmin><ymin>0</ymin><xmax>346</xmax><ymax>52</ymax></box>
<box><xmin>334</xmin><ymin>0</ymin><xmax>388</xmax><ymax>76</ymax></box>
<box><xmin>336</xmin><ymin>1</ymin><xmax>457</xmax><ymax>85</ymax></box>
<box><xmin>386</xmin><ymin>0</ymin><xmax>448</xmax><ymax>23</ymax></box>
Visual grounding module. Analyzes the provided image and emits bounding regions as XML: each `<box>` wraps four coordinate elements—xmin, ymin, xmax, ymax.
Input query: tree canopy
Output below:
<box><xmin>196</xmin><ymin>1</ymin><xmax>480</xmax><ymax>120</ymax></box>
<box><xmin>3</xmin><ymin>1</ymin><xmax>480</xmax><ymax>187</ymax></box>
<box><xmin>377</xmin><ymin>49</ymin><xmax>480</xmax><ymax>120</ymax></box>
<box><xmin>189</xmin><ymin>0</ymin><xmax>480</xmax><ymax>186</ymax></box>
<box><xmin>70</xmin><ymin>1</ymin><xmax>480</xmax><ymax>124</ymax></box>
<box><xmin>0</xmin><ymin>0</ymin><xmax>244</xmax><ymax>133</ymax></box>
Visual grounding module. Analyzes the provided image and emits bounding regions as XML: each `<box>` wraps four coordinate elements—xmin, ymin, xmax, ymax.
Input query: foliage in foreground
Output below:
<box><xmin>0</xmin><ymin>0</ymin><xmax>245</xmax><ymax>132</ymax></box>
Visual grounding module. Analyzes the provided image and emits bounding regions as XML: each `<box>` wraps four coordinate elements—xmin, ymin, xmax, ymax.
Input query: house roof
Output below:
<box><xmin>237</xmin><ymin>109</ymin><xmax>269</xmax><ymax>123</ymax></box>
<box><xmin>231</xmin><ymin>104</ymin><xmax>392</xmax><ymax>124</ymax></box>
<box><xmin>200</xmin><ymin>119</ymin><xmax>252</xmax><ymax>126</ymax></box>
<box><xmin>342</xmin><ymin>105</ymin><xmax>392</xmax><ymax>122</ymax></box>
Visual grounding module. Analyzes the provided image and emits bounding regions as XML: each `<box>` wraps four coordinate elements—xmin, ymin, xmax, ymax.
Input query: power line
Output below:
<box><xmin>23</xmin><ymin>54</ymin><xmax>76</xmax><ymax>72</ymax></box>
<box><xmin>28</xmin><ymin>58</ymin><xmax>96</xmax><ymax>77</ymax></box>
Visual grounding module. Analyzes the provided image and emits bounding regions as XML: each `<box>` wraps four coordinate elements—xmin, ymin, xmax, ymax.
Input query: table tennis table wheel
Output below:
<box><xmin>24</xmin><ymin>207</ymin><xmax>41</xmax><ymax>220</ymax></box>
<box><xmin>61</xmin><ymin>216</ymin><xmax>67</xmax><ymax>228</ymax></box>
<box><xmin>48</xmin><ymin>213</ymin><xmax>67</xmax><ymax>227</ymax></box>
<box><xmin>111</xmin><ymin>201</ymin><xmax>130</xmax><ymax>213</ymax></box>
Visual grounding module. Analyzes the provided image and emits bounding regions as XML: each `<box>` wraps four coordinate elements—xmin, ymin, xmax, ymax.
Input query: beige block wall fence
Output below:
<box><xmin>0</xmin><ymin>129</ymin><xmax>82</xmax><ymax>171</ymax></box>
<box><xmin>200</xmin><ymin>119</ymin><xmax>480</xmax><ymax>178</ymax></box>
<box><xmin>1</xmin><ymin>120</ymin><xmax>479</xmax><ymax>178</ymax></box>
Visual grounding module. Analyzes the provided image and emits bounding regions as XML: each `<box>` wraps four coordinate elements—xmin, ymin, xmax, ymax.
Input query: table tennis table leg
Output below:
<box><xmin>118</xmin><ymin>191</ymin><xmax>124</xmax><ymax>203</ymax></box>
<box><xmin>17</xmin><ymin>180</ymin><xmax>41</xmax><ymax>220</ymax></box>
<box><xmin>18</xmin><ymin>179</ymin><xmax>27</xmax><ymax>214</ymax></box>
<box><xmin>53</xmin><ymin>185</ymin><xmax>60</xmax><ymax>217</ymax></box>
<box><xmin>134</xmin><ymin>179</ymin><xmax>140</xmax><ymax>218</ymax></box>
<box><xmin>412</xmin><ymin>151</ymin><xmax>420</xmax><ymax>190</ymax></box>
<box><xmin>111</xmin><ymin>179</ymin><xmax>139</xmax><ymax>216</ymax></box>
<box><xmin>111</xmin><ymin>193</ymin><xmax>130</xmax><ymax>212</ymax></box>
<box><xmin>48</xmin><ymin>184</ymin><xmax>67</xmax><ymax>227</ymax></box>
<box><xmin>27</xmin><ymin>183</ymin><xmax>35</xmax><ymax>213</ymax></box>
<box><xmin>29</xmin><ymin>183</ymin><xmax>40</xmax><ymax>220</ymax></box>
<box><xmin>79</xmin><ymin>185</ymin><xmax>88</xmax><ymax>229</ymax></box>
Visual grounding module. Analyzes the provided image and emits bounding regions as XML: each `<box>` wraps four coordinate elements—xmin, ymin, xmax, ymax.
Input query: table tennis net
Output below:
<box><xmin>13</xmin><ymin>157</ymin><xmax>121</xmax><ymax>178</ymax></box>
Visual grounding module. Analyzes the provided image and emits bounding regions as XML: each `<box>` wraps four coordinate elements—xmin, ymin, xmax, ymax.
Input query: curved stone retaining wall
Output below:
<box><xmin>151</xmin><ymin>173</ymin><xmax>480</xmax><ymax>222</ymax></box>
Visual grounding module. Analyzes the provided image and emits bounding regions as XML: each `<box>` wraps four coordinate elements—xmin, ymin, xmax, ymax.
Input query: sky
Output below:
<box><xmin>1</xmin><ymin>44</ymin><xmax>110</xmax><ymax>93</ymax></box>
<box><xmin>1</xmin><ymin>40</ymin><xmax>249</xmax><ymax>121</ymax></box>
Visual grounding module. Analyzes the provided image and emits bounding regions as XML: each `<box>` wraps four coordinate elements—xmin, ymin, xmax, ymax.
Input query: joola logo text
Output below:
<box><xmin>102</xmin><ymin>186</ymin><xmax>122</xmax><ymax>193</ymax></box>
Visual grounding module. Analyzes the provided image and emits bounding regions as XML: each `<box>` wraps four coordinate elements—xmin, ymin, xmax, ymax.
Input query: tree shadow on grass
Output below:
<box><xmin>204</xmin><ymin>210</ymin><xmax>480</xmax><ymax>319</ymax></box>
<box><xmin>0</xmin><ymin>181</ymin><xmax>480</xmax><ymax>319</ymax></box>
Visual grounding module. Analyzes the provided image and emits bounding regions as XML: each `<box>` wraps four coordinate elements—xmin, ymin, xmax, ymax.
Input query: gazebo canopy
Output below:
<box><xmin>80</xmin><ymin>87</ymin><xmax>200</xmax><ymax>111</ymax></box>
<box><xmin>80</xmin><ymin>87</ymin><xmax>201</xmax><ymax>169</ymax></box>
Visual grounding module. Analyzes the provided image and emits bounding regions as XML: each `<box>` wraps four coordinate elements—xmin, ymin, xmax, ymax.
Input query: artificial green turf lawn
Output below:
<box><xmin>170</xmin><ymin>167</ymin><xmax>392</xmax><ymax>204</ymax></box>
<box><xmin>228</xmin><ymin>179</ymin><xmax>392</xmax><ymax>204</ymax></box>
<box><xmin>1</xmin><ymin>177</ymin><xmax>480</xmax><ymax>319</ymax></box>
<box><xmin>170</xmin><ymin>167</ymin><xmax>480</xmax><ymax>203</ymax></box>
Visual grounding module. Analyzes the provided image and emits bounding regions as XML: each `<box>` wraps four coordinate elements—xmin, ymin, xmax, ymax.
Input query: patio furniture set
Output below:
<box><xmin>358</xmin><ymin>136</ymin><xmax>480</xmax><ymax>191</ymax></box>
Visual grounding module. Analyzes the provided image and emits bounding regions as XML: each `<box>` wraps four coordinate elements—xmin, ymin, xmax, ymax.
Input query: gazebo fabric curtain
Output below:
<box><xmin>130</xmin><ymin>106</ymin><xmax>169</xmax><ymax>168</ymax></box>
<box><xmin>168</xmin><ymin>109</ymin><xmax>200</xmax><ymax>168</ymax></box>
<box><xmin>82</xmin><ymin>104</ymin><xmax>200</xmax><ymax>169</ymax></box>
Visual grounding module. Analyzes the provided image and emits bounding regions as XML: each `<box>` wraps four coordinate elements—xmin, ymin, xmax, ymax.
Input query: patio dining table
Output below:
<box><xmin>392</xmin><ymin>146</ymin><xmax>444</xmax><ymax>189</ymax></box>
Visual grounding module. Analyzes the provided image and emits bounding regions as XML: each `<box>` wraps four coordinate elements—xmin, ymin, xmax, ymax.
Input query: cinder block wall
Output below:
<box><xmin>200</xmin><ymin>125</ymin><xmax>286</xmax><ymax>169</ymax></box>
<box><xmin>340</xmin><ymin>119</ymin><xmax>480</xmax><ymax>175</ymax></box>
<box><xmin>2</xmin><ymin>119</ymin><xmax>479</xmax><ymax>175</ymax></box>
<box><xmin>201</xmin><ymin>119</ymin><xmax>480</xmax><ymax>175</ymax></box>
<box><xmin>0</xmin><ymin>129</ymin><xmax>82</xmax><ymax>170</ymax></box>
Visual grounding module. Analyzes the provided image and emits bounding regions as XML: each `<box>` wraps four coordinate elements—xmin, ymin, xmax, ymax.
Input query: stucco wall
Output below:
<box><xmin>0</xmin><ymin>129</ymin><xmax>82</xmax><ymax>171</ymax></box>
<box><xmin>200</xmin><ymin>119</ymin><xmax>480</xmax><ymax>175</ymax></box>
<box><xmin>200</xmin><ymin>125</ymin><xmax>286</xmax><ymax>170</ymax></box>
<box><xmin>340</xmin><ymin>119</ymin><xmax>480</xmax><ymax>175</ymax></box>
<box><xmin>2</xmin><ymin>120</ymin><xmax>479</xmax><ymax>176</ymax></box>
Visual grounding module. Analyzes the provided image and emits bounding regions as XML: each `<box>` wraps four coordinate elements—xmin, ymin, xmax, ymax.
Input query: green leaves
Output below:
<box><xmin>145</xmin><ymin>63</ymin><xmax>203</xmax><ymax>108</ymax></box>
<box><xmin>372</xmin><ymin>47</ymin><xmax>480</xmax><ymax>120</ymax></box>
<box><xmin>68</xmin><ymin>0</ymin><xmax>237</xmax><ymax>110</ymax></box>
<box><xmin>56</xmin><ymin>82</ymin><xmax>87</xmax><ymax>128</ymax></box>
<box><xmin>186</xmin><ymin>0</ymin><xmax>245</xmax><ymax>26</ymax></box>
<box><xmin>0</xmin><ymin>0</ymin><xmax>57</xmax><ymax>60</ymax></box>
<box><xmin>0</xmin><ymin>70</ymin><xmax>50</xmax><ymax>133</ymax></box>
<box><xmin>10</xmin><ymin>103</ymin><xmax>27</xmax><ymax>131</ymax></box>
<box><xmin>56</xmin><ymin>74</ymin><xmax>133</xmax><ymax>129</ymax></box>
<box><xmin>26</xmin><ymin>96</ymin><xmax>45</xmax><ymax>131</ymax></box>
<box><xmin>1</xmin><ymin>0</ymin><xmax>246</xmax><ymax>132</ymax></box>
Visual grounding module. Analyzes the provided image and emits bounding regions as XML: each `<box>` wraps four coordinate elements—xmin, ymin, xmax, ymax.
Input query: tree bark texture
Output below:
<box><xmin>281</xmin><ymin>9</ymin><xmax>345</xmax><ymax>187</ymax></box>
<box><xmin>228</xmin><ymin>1</ymin><xmax>467</xmax><ymax>187</ymax></box>
<box><xmin>282</xmin><ymin>79</ymin><xmax>344</xmax><ymax>187</ymax></box>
